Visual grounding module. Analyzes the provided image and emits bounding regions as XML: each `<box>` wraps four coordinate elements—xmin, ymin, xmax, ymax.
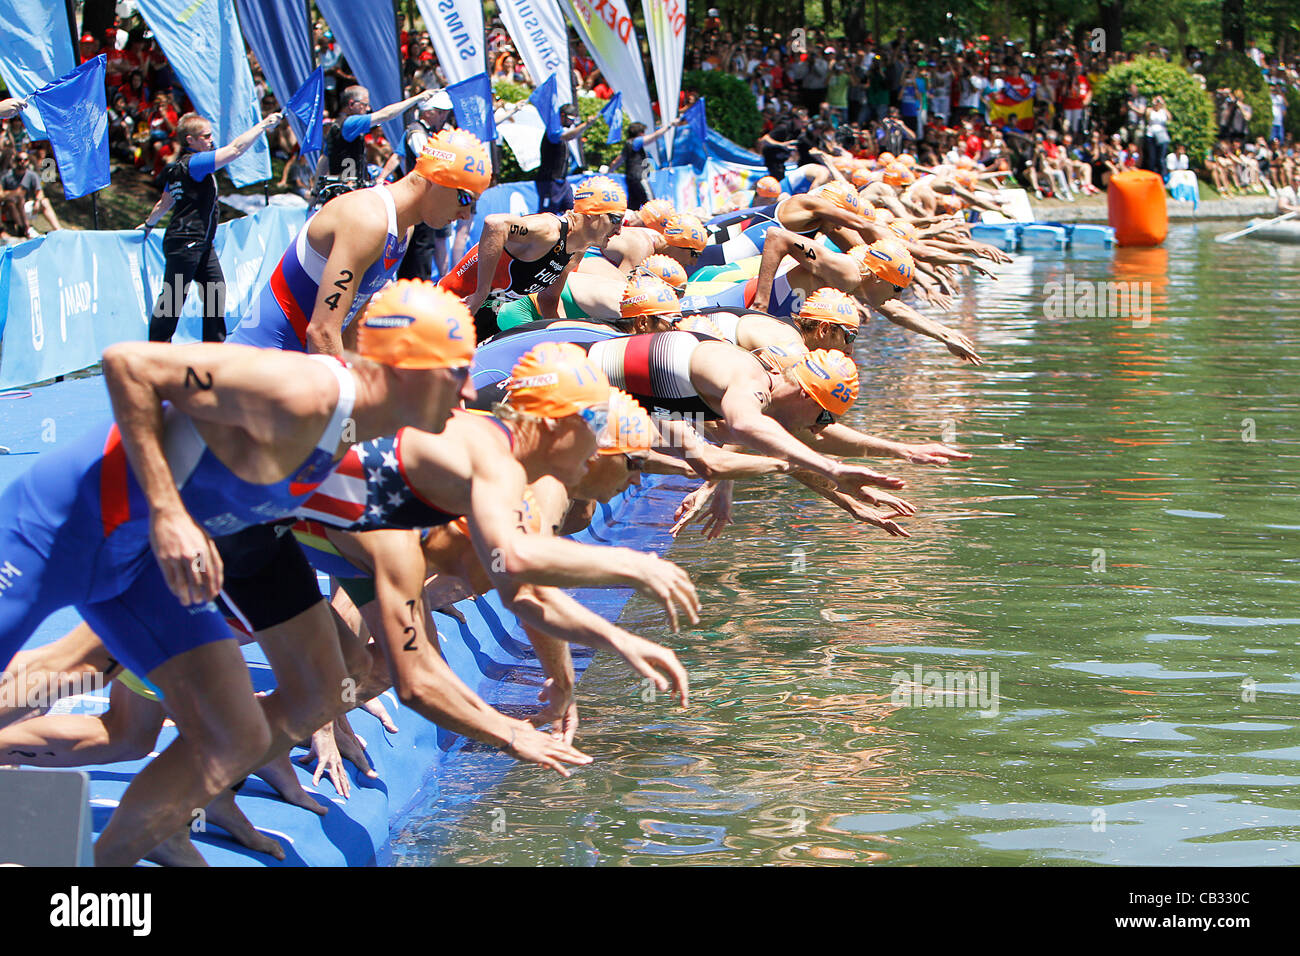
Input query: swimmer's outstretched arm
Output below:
<box><xmin>873</xmin><ymin>298</ymin><xmax>983</xmax><ymax>365</ymax></box>
<box><xmin>800</xmin><ymin>423</ymin><xmax>972</xmax><ymax>465</ymax></box>
<box><xmin>787</xmin><ymin>469</ymin><xmax>912</xmax><ymax>537</ymax></box>
<box><xmin>366</xmin><ymin>528</ymin><xmax>592</xmax><ymax>775</ymax></box>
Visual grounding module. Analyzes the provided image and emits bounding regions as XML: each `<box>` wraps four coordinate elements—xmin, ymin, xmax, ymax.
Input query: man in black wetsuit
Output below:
<box><xmin>140</xmin><ymin>110</ymin><xmax>282</xmax><ymax>343</ymax></box>
<box><xmin>536</xmin><ymin>103</ymin><xmax>595</xmax><ymax>213</ymax></box>
<box><xmin>397</xmin><ymin>90</ymin><xmax>453</xmax><ymax>281</ymax></box>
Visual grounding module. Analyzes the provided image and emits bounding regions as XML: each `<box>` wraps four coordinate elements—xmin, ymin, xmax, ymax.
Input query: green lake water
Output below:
<box><xmin>393</xmin><ymin>223</ymin><xmax>1300</xmax><ymax>866</ymax></box>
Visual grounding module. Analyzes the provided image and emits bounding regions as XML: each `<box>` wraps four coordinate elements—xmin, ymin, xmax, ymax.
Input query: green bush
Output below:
<box><xmin>1202</xmin><ymin>51</ymin><xmax>1271</xmax><ymax>141</ymax></box>
<box><xmin>491</xmin><ymin>80</ymin><xmax>624</xmax><ymax>184</ymax></box>
<box><xmin>1283</xmin><ymin>85</ymin><xmax>1300</xmax><ymax>142</ymax></box>
<box><xmin>1093</xmin><ymin>56</ymin><xmax>1216</xmax><ymax>168</ymax></box>
<box><xmin>680</xmin><ymin>70</ymin><xmax>763</xmax><ymax>149</ymax></box>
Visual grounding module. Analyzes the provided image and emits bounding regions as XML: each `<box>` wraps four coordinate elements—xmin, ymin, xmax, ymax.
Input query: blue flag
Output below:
<box><xmin>447</xmin><ymin>73</ymin><xmax>497</xmax><ymax>144</ymax></box>
<box><xmin>529</xmin><ymin>73</ymin><xmax>561</xmax><ymax>141</ymax></box>
<box><xmin>235</xmin><ymin>0</ymin><xmax>315</xmax><ymax>150</ymax></box>
<box><xmin>138</xmin><ymin>0</ymin><xmax>269</xmax><ymax>187</ymax></box>
<box><xmin>601</xmin><ymin>92</ymin><xmax>624</xmax><ymax>145</ymax></box>
<box><xmin>27</xmin><ymin>56</ymin><xmax>109</xmax><ymax>200</ymax></box>
<box><xmin>684</xmin><ymin>98</ymin><xmax>709</xmax><ymax>150</ymax></box>
<box><xmin>288</xmin><ymin>67</ymin><xmax>325</xmax><ymax>153</ymax></box>
<box><xmin>0</xmin><ymin>0</ymin><xmax>77</xmax><ymax>140</ymax></box>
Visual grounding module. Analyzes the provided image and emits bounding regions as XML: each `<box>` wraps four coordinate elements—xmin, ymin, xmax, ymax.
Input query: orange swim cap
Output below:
<box><xmin>877</xmin><ymin>151</ymin><xmax>896</xmax><ymax>166</ymax></box>
<box><xmin>867</xmin><ymin>206</ymin><xmax>893</xmax><ymax>225</ymax></box>
<box><xmin>504</xmin><ymin>342</ymin><xmax>611</xmax><ymax>418</ymax></box>
<box><xmin>638</xmin><ymin>198</ymin><xmax>676</xmax><ymax>232</ymax></box>
<box><xmin>573</xmin><ymin>176</ymin><xmax>628</xmax><ymax>215</ymax></box>
<box><xmin>755</xmin><ymin>176</ymin><xmax>781</xmax><ymax>200</ymax></box>
<box><xmin>621</xmin><ymin>274</ymin><xmax>682</xmax><ymax>320</ymax></box>
<box><xmin>787</xmin><ymin>349</ymin><xmax>859</xmax><ymax>417</ymax></box>
<box><xmin>356</xmin><ymin>279</ymin><xmax>475</xmax><ymax>370</ymax></box>
<box><xmin>598</xmin><ymin>388</ymin><xmax>656</xmax><ymax>455</ymax></box>
<box><xmin>662</xmin><ymin>214</ymin><xmax>707</xmax><ymax>252</ymax></box>
<box><xmin>897</xmin><ymin>153</ymin><xmax>917</xmax><ymax>167</ymax></box>
<box><xmin>955</xmin><ymin>169</ymin><xmax>978</xmax><ymax>191</ymax></box>
<box><xmin>815</xmin><ymin>180</ymin><xmax>862</xmax><ymax>214</ymax></box>
<box><xmin>882</xmin><ymin>162</ymin><xmax>914</xmax><ymax>187</ymax></box>
<box><xmin>634</xmin><ymin>254</ymin><xmax>688</xmax><ymax>290</ymax></box>
<box><xmin>675</xmin><ymin>313</ymin><xmax>725</xmax><ymax>339</ymax></box>
<box><xmin>938</xmin><ymin>194</ymin><xmax>965</xmax><ymax>213</ymax></box>
<box><xmin>853</xmin><ymin>239</ymin><xmax>915</xmax><ymax>289</ymax></box>
<box><xmin>850</xmin><ymin>166</ymin><xmax>873</xmax><ymax>188</ymax></box>
<box><xmin>799</xmin><ymin>287</ymin><xmax>859</xmax><ymax>330</ymax></box>
<box><xmin>886</xmin><ymin>217</ymin><xmax>919</xmax><ymax>241</ymax></box>
<box><xmin>414</xmin><ymin>129</ymin><xmax>492</xmax><ymax>195</ymax></box>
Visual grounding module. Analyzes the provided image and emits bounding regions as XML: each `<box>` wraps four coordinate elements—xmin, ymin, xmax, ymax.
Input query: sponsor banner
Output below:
<box><xmin>498</xmin><ymin>0</ymin><xmax>572</xmax><ymax>105</ymax></box>
<box><xmin>416</xmin><ymin>0</ymin><xmax>485</xmax><ymax>84</ymax></box>
<box><xmin>0</xmin><ymin>206</ymin><xmax>308</xmax><ymax>389</ymax></box>
<box><xmin>560</xmin><ymin>0</ymin><xmax>656</xmax><ymax>156</ymax></box>
<box><xmin>641</xmin><ymin>0</ymin><xmax>686</xmax><ymax>154</ymax></box>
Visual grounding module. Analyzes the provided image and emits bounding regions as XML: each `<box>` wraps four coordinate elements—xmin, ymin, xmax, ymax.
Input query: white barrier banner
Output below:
<box><xmin>416</xmin><ymin>0</ymin><xmax>485</xmax><ymax>84</ymax></box>
<box><xmin>641</xmin><ymin>0</ymin><xmax>686</xmax><ymax>154</ymax></box>
<box><xmin>498</xmin><ymin>0</ymin><xmax>572</xmax><ymax>105</ymax></box>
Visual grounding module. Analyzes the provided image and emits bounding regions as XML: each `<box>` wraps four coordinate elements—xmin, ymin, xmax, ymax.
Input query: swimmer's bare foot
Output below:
<box><xmin>255</xmin><ymin>754</ymin><xmax>328</xmax><ymax>815</ymax></box>
<box><xmin>145</xmin><ymin>829</ymin><xmax>209</xmax><ymax>867</ymax></box>
<box><xmin>206</xmin><ymin>788</ymin><xmax>286</xmax><ymax>861</ymax></box>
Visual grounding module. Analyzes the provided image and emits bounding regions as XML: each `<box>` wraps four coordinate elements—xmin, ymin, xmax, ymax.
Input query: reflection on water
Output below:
<box><xmin>391</xmin><ymin>224</ymin><xmax>1300</xmax><ymax>866</ymax></box>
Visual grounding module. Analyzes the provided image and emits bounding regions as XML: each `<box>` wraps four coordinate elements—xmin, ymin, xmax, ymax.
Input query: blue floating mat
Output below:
<box><xmin>0</xmin><ymin>374</ymin><xmax>690</xmax><ymax>866</ymax></box>
<box><xmin>968</xmin><ymin>221</ymin><xmax>1114</xmax><ymax>252</ymax></box>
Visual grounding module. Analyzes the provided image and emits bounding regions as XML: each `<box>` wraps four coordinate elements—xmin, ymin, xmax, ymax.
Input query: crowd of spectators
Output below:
<box><xmin>689</xmin><ymin>20</ymin><xmax>1299</xmax><ymax>202</ymax></box>
<box><xmin>4</xmin><ymin>9</ymin><xmax>1300</xmax><ymax>243</ymax></box>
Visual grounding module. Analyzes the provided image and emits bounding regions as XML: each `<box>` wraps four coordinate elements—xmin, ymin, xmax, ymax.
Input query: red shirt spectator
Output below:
<box><xmin>1061</xmin><ymin>75</ymin><xmax>1090</xmax><ymax>110</ymax></box>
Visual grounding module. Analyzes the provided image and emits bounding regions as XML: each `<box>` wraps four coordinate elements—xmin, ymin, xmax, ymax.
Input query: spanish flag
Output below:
<box><xmin>987</xmin><ymin>77</ymin><xmax>1036</xmax><ymax>131</ymax></box>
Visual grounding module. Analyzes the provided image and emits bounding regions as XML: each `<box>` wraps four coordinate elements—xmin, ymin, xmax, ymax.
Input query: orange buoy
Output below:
<box><xmin>1107</xmin><ymin>170</ymin><xmax>1168</xmax><ymax>246</ymax></box>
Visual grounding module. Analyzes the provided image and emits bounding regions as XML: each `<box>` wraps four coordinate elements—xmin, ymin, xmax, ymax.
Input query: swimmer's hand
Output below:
<box><xmin>671</xmin><ymin>483</ymin><xmax>715</xmax><ymax>537</ymax></box>
<box><xmin>941</xmin><ymin>330</ymin><xmax>982</xmax><ymax>365</ymax></box>
<box><xmin>832</xmin><ymin>462</ymin><xmax>906</xmax><ymax>494</ymax></box>
<box><xmin>503</xmin><ymin>719</ymin><xmax>592</xmax><ymax>776</ymax></box>
<box><xmin>151</xmin><ymin>507</ymin><xmax>224</xmax><ymax>606</ymax></box>
<box><xmin>900</xmin><ymin>441</ymin><xmax>972</xmax><ymax>465</ymax></box>
<box><xmin>860</xmin><ymin>487</ymin><xmax>916</xmax><ymax>518</ymax></box>
<box><xmin>531</xmin><ymin>676</ymin><xmax>578</xmax><ymax>745</ymax></box>
<box><xmin>608</xmin><ymin>631</ymin><xmax>690</xmax><ymax>707</ymax></box>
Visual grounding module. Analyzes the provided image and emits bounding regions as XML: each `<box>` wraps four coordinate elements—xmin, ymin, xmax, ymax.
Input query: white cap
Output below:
<box><xmin>708</xmin><ymin>7</ymin><xmax>720</xmax><ymax>16</ymax></box>
<box><xmin>424</xmin><ymin>89</ymin><xmax>453</xmax><ymax>112</ymax></box>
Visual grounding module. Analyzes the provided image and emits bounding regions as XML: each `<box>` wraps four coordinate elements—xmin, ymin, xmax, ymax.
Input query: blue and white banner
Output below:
<box><xmin>0</xmin><ymin>206</ymin><xmax>307</xmax><ymax>389</ymax></box>
<box><xmin>416</xmin><ymin>0</ymin><xmax>484</xmax><ymax>85</ymax></box>
<box><xmin>234</xmin><ymin>0</ymin><xmax>315</xmax><ymax>149</ymax></box>
<box><xmin>601</xmin><ymin>91</ymin><xmax>623</xmax><ymax>145</ymax></box>
<box><xmin>0</xmin><ymin>0</ymin><xmax>77</xmax><ymax>140</ymax></box>
<box><xmin>497</xmin><ymin>0</ymin><xmax>572</xmax><ymax>105</ymax></box>
<box><xmin>137</xmin><ymin>0</ymin><xmax>270</xmax><ymax>187</ymax></box>
<box><xmin>28</xmin><ymin>56</ymin><xmax>110</xmax><ymax>200</ymax></box>
<box><xmin>288</xmin><ymin>67</ymin><xmax>326</xmax><ymax>154</ymax></box>
<box><xmin>315</xmin><ymin>0</ymin><xmax>405</xmax><ymax>154</ymax></box>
